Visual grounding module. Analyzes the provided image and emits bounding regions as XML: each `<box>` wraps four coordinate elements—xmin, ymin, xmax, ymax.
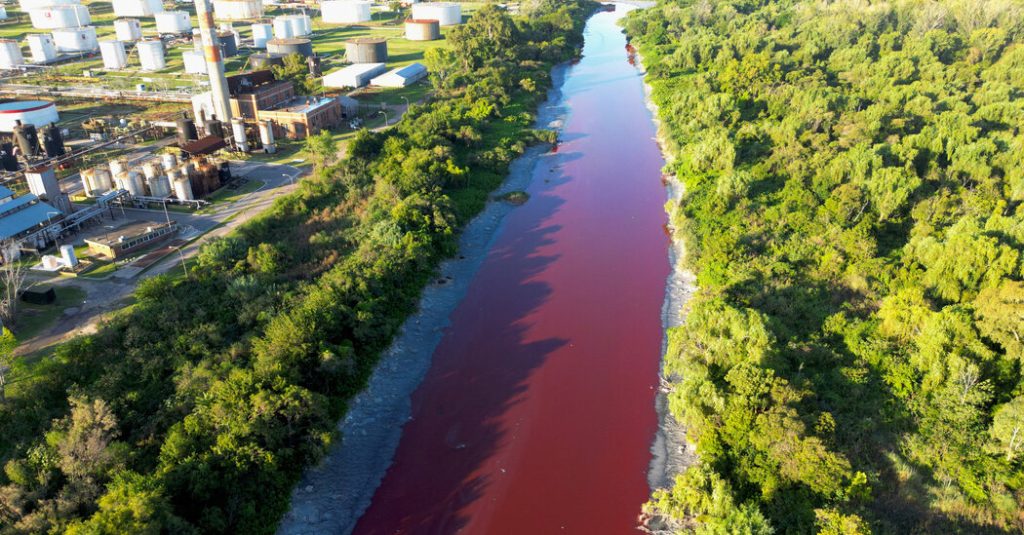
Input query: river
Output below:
<box><xmin>351</xmin><ymin>5</ymin><xmax>670</xmax><ymax>533</ymax></box>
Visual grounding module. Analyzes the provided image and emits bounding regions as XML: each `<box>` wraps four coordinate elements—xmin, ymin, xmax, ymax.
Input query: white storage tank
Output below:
<box><xmin>273</xmin><ymin>15</ymin><xmax>293</xmax><ymax>38</ymax></box>
<box><xmin>0</xmin><ymin>101</ymin><xmax>59</xmax><ymax>131</ymax></box>
<box><xmin>213</xmin><ymin>0</ymin><xmax>262</xmax><ymax>20</ymax></box>
<box><xmin>29</xmin><ymin>4</ymin><xmax>91</xmax><ymax>30</ymax></box>
<box><xmin>122</xmin><ymin>171</ymin><xmax>144</xmax><ymax>196</ymax></box>
<box><xmin>99</xmin><ymin>39</ymin><xmax>127</xmax><ymax>69</ymax></box>
<box><xmin>52</xmin><ymin>26</ymin><xmax>98</xmax><ymax>53</ymax></box>
<box><xmin>160</xmin><ymin>152</ymin><xmax>177</xmax><ymax>171</ymax></box>
<box><xmin>411</xmin><ymin>2</ymin><xmax>460</xmax><ymax>26</ymax></box>
<box><xmin>109</xmin><ymin>157</ymin><xmax>127</xmax><ymax>177</ymax></box>
<box><xmin>321</xmin><ymin>1</ymin><xmax>370</xmax><ymax>24</ymax></box>
<box><xmin>230</xmin><ymin>117</ymin><xmax>247</xmax><ymax>151</ymax></box>
<box><xmin>137</xmin><ymin>39</ymin><xmax>165</xmax><ymax>71</ymax></box>
<box><xmin>155</xmin><ymin>11</ymin><xmax>191</xmax><ymax>34</ymax></box>
<box><xmin>251</xmin><ymin>22</ymin><xmax>272</xmax><ymax>47</ymax></box>
<box><xmin>258</xmin><ymin>119</ymin><xmax>275</xmax><ymax>153</ymax></box>
<box><xmin>81</xmin><ymin>168</ymin><xmax>97</xmax><ymax>197</ymax></box>
<box><xmin>92</xmin><ymin>165</ymin><xmax>113</xmax><ymax>192</ymax></box>
<box><xmin>182</xmin><ymin>49</ymin><xmax>206</xmax><ymax>74</ymax></box>
<box><xmin>0</xmin><ymin>40</ymin><xmax>23</xmax><ymax>69</ymax></box>
<box><xmin>112</xmin><ymin>0</ymin><xmax>163</xmax><ymax>17</ymax></box>
<box><xmin>114</xmin><ymin>18</ymin><xmax>142</xmax><ymax>41</ymax></box>
<box><xmin>147</xmin><ymin>174</ymin><xmax>171</xmax><ymax>197</ymax></box>
<box><xmin>26</xmin><ymin>34</ymin><xmax>57</xmax><ymax>63</ymax></box>
<box><xmin>19</xmin><ymin>0</ymin><xmax>79</xmax><ymax>9</ymax></box>
<box><xmin>0</xmin><ymin>7</ymin><xmax>7</xmax><ymax>20</ymax></box>
<box><xmin>405</xmin><ymin>18</ymin><xmax>440</xmax><ymax>41</ymax></box>
<box><xmin>173</xmin><ymin>174</ymin><xmax>194</xmax><ymax>200</ymax></box>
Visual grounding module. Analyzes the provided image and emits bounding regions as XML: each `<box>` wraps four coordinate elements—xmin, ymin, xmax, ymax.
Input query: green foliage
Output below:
<box><xmin>627</xmin><ymin>0</ymin><xmax>1024</xmax><ymax>532</ymax></box>
<box><xmin>271</xmin><ymin>54</ymin><xmax>320</xmax><ymax>95</ymax></box>
<box><xmin>0</xmin><ymin>2</ymin><xmax>596</xmax><ymax>534</ymax></box>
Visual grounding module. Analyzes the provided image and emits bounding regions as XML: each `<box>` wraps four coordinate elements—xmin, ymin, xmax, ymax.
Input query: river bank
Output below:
<box><xmin>276</xmin><ymin>66</ymin><xmax>571</xmax><ymax>535</ymax></box>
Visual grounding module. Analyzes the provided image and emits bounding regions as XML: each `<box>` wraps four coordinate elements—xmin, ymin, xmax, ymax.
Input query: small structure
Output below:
<box><xmin>257</xmin><ymin>96</ymin><xmax>342</xmax><ymax>139</ymax></box>
<box><xmin>114</xmin><ymin>18</ymin><xmax>142</xmax><ymax>41</ymax></box>
<box><xmin>27</xmin><ymin>34</ymin><xmax>58</xmax><ymax>64</ymax></box>
<box><xmin>52</xmin><ymin>26</ymin><xmax>99</xmax><ymax>53</ymax></box>
<box><xmin>0</xmin><ymin>185</ymin><xmax>63</xmax><ymax>244</ymax></box>
<box><xmin>155</xmin><ymin>11</ymin><xmax>191</xmax><ymax>34</ymax></box>
<box><xmin>137</xmin><ymin>39</ymin><xmax>166</xmax><ymax>71</ymax></box>
<box><xmin>99</xmin><ymin>39</ymin><xmax>128</xmax><ymax>70</ymax></box>
<box><xmin>84</xmin><ymin>220</ymin><xmax>179</xmax><ymax>259</ymax></box>
<box><xmin>25</xmin><ymin>165</ymin><xmax>71</xmax><ymax>213</ymax></box>
<box><xmin>0</xmin><ymin>40</ymin><xmax>24</xmax><ymax>69</ymax></box>
<box><xmin>371</xmin><ymin>62</ymin><xmax>427</xmax><ymax>87</ymax></box>
<box><xmin>322</xmin><ymin>62</ymin><xmax>386</xmax><ymax>89</ymax></box>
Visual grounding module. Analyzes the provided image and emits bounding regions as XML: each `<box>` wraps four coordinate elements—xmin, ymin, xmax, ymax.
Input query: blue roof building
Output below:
<box><xmin>0</xmin><ymin>185</ymin><xmax>62</xmax><ymax>243</ymax></box>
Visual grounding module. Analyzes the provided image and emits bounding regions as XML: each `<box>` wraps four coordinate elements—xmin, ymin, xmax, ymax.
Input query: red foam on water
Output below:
<box><xmin>355</xmin><ymin>10</ymin><xmax>668</xmax><ymax>534</ymax></box>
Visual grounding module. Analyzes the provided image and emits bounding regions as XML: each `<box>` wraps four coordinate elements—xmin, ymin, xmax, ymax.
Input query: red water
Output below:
<box><xmin>355</xmin><ymin>8</ymin><xmax>668</xmax><ymax>534</ymax></box>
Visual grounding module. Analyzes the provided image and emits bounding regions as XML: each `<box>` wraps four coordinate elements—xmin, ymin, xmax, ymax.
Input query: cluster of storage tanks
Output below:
<box><xmin>0</xmin><ymin>0</ymin><xmax>103</xmax><ymax>67</ymax></box>
<box><xmin>81</xmin><ymin>153</ymin><xmax>210</xmax><ymax>201</ymax></box>
<box><xmin>272</xmin><ymin>14</ymin><xmax>312</xmax><ymax>39</ymax></box>
<box><xmin>99</xmin><ymin>38</ymin><xmax>166</xmax><ymax>71</ymax></box>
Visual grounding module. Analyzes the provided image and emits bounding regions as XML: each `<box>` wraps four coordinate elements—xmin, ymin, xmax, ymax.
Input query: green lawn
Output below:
<box><xmin>79</xmin><ymin>260</ymin><xmax>117</xmax><ymax>279</ymax></box>
<box><xmin>11</xmin><ymin>285</ymin><xmax>87</xmax><ymax>341</ymax></box>
<box><xmin>204</xmin><ymin>178</ymin><xmax>265</xmax><ymax>204</ymax></box>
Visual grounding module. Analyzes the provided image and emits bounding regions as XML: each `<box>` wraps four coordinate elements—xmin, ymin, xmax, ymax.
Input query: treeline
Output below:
<box><xmin>0</xmin><ymin>1</ymin><xmax>593</xmax><ymax>533</ymax></box>
<box><xmin>626</xmin><ymin>0</ymin><xmax>1023</xmax><ymax>533</ymax></box>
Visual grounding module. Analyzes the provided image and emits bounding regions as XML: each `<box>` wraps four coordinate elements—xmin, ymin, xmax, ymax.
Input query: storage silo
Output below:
<box><xmin>251</xmin><ymin>22</ymin><xmax>272</xmax><ymax>47</ymax></box>
<box><xmin>249</xmin><ymin>52</ymin><xmax>284</xmax><ymax>69</ymax></box>
<box><xmin>272</xmin><ymin>15</ymin><xmax>294</xmax><ymax>38</ymax></box>
<box><xmin>99</xmin><ymin>40</ymin><xmax>127</xmax><ymax>69</ymax></box>
<box><xmin>267</xmin><ymin>37</ymin><xmax>312</xmax><ymax>57</ymax></box>
<box><xmin>231</xmin><ymin>117</ymin><xmax>247</xmax><ymax>151</ymax></box>
<box><xmin>114</xmin><ymin>18</ymin><xmax>142</xmax><ymax>41</ymax></box>
<box><xmin>0</xmin><ymin>40</ymin><xmax>23</xmax><ymax>69</ymax></box>
<box><xmin>137</xmin><ymin>39</ymin><xmax>165</xmax><ymax>70</ymax></box>
<box><xmin>27</xmin><ymin>34</ymin><xmax>57</xmax><ymax>63</ymax></box>
<box><xmin>258</xmin><ymin>119</ymin><xmax>275</xmax><ymax>153</ymax></box>
<box><xmin>0</xmin><ymin>8</ymin><xmax>6</xmax><ymax>20</ymax></box>
<box><xmin>147</xmin><ymin>173</ymin><xmax>171</xmax><ymax>197</ymax></box>
<box><xmin>321</xmin><ymin>1</ymin><xmax>371</xmax><ymax>24</ymax></box>
<box><xmin>29</xmin><ymin>5</ymin><xmax>91</xmax><ymax>30</ymax></box>
<box><xmin>405</xmin><ymin>19</ymin><xmax>440</xmax><ymax>41</ymax></box>
<box><xmin>182</xmin><ymin>49</ymin><xmax>206</xmax><ymax>73</ymax></box>
<box><xmin>112</xmin><ymin>0</ymin><xmax>163</xmax><ymax>17</ymax></box>
<box><xmin>290</xmin><ymin>14</ymin><xmax>311</xmax><ymax>36</ymax></box>
<box><xmin>155</xmin><ymin>11</ymin><xmax>191</xmax><ymax>34</ymax></box>
<box><xmin>92</xmin><ymin>165</ymin><xmax>113</xmax><ymax>192</ymax></box>
<box><xmin>0</xmin><ymin>101</ymin><xmax>59</xmax><ymax>132</ymax></box>
<box><xmin>411</xmin><ymin>2</ymin><xmax>460</xmax><ymax>26</ymax></box>
<box><xmin>109</xmin><ymin>157</ymin><xmax>127</xmax><ymax>177</ymax></box>
<box><xmin>19</xmin><ymin>0</ymin><xmax>79</xmax><ymax>8</ymax></box>
<box><xmin>52</xmin><ymin>26</ymin><xmax>98</xmax><ymax>53</ymax></box>
<box><xmin>123</xmin><ymin>171</ymin><xmax>144</xmax><ymax>197</ymax></box>
<box><xmin>345</xmin><ymin>37</ymin><xmax>386</xmax><ymax>63</ymax></box>
<box><xmin>217</xmin><ymin>30</ymin><xmax>237</xmax><ymax>57</ymax></box>
<box><xmin>173</xmin><ymin>173</ymin><xmax>194</xmax><ymax>200</ymax></box>
<box><xmin>160</xmin><ymin>152</ymin><xmax>177</xmax><ymax>172</ymax></box>
<box><xmin>212</xmin><ymin>0</ymin><xmax>262</xmax><ymax>20</ymax></box>
<box><xmin>81</xmin><ymin>168</ymin><xmax>97</xmax><ymax>197</ymax></box>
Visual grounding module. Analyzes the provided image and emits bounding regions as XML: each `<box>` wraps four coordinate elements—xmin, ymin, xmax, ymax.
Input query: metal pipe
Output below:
<box><xmin>194</xmin><ymin>0</ymin><xmax>232</xmax><ymax>125</ymax></box>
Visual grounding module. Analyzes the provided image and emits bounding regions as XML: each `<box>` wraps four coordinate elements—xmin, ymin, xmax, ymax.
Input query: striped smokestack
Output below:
<box><xmin>195</xmin><ymin>0</ymin><xmax>232</xmax><ymax>126</ymax></box>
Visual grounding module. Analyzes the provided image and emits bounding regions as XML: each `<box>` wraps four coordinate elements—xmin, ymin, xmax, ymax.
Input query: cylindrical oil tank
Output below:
<box><xmin>182</xmin><ymin>49</ymin><xmax>206</xmax><ymax>74</ymax></box>
<box><xmin>204</xmin><ymin>118</ymin><xmax>224</xmax><ymax>138</ymax></box>
<box><xmin>213</xmin><ymin>0</ymin><xmax>262</xmax><ymax>20</ymax></box>
<box><xmin>142</xmin><ymin>161</ymin><xmax>160</xmax><ymax>181</ymax></box>
<box><xmin>217</xmin><ymin>31</ymin><xmax>237</xmax><ymax>57</ymax></box>
<box><xmin>92</xmin><ymin>165</ymin><xmax>113</xmax><ymax>191</ymax></box>
<box><xmin>114</xmin><ymin>18</ymin><xmax>142</xmax><ymax>41</ymax></box>
<box><xmin>99</xmin><ymin>39</ymin><xmax>127</xmax><ymax>70</ymax></box>
<box><xmin>411</xmin><ymin>2</ymin><xmax>460</xmax><ymax>26</ymax></box>
<box><xmin>155</xmin><ymin>11</ymin><xmax>191</xmax><ymax>34</ymax></box>
<box><xmin>26</xmin><ymin>34</ymin><xmax>57</xmax><ymax>63</ymax></box>
<box><xmin>147</xmin><ymin>174</ymin><xmax>171</xmax><ymax>197</ymax></box>
<box><xmin>175</xmin><ymin>116</ymin><xmax>198</xmax><ymax>144</ymax></box>
<box><xmin>249</xmin><ymin>52</ymin><xmax>284</xmax><ymax>69</ymax></box>
<box><xmin>13</xmin><ymin>122</ymin><xmax>40</xmax><ymax>157</ymax></box>
<box><xmin>123</xmin><ymin>170</ymin><xmax>144</xmax><ymax>196</ymax></box>
<box><xmin>173</xmin><ymin>174</ymin><xmax>194</xmax><ymax>200</ymax></box>
<box><xmin>322</xmin><ymin>0</ymin><xmax>371</xmax><ymax>24</ymax></box>
<box><xmin>109</xmin><ymin>157</ymin><xmax>127</xmax><ymax>177</ymax></box>
<box><xmin>251</xmin><ymin>23</ymin><xmax>272</xmax><ymax>47</ymax></box>
<box><xmin>52</xmin><ymin>26</ymin><xmax>98</xmax><ymax>53</ymax></box>
<box><xmin>405</xmin><ymin>18</ymin><xmax>440</xmax><ymax>41</ymax></box>
<box><xmin>287</xmin><ymin>14</ymin><xmax>309</xmax><ymax>37</ymax></box>
<box><xmin>231</xmin><ymin>118</ymin><xmax>247</xmax><ymax>151</ymax></box>
<box><xmin>42</xmin><ymin>122</ymin><xmax>63</xmax><ymax>158</ymax></box>
<box><xmin>0</xmin><ymin>142</ymin><xmax>17</xmax><ymax>170</ymax></box>
<box><xmin>111</xmin><ymin>0</ymin><xmax>163</xmax><ymax>17</ymax></box>
<box><xmin>28</xmin><ymin>5</ymin><xmax>91</xmax><ymax>30</ymax></box>
<box><xmin>0</xmin><ymin>8</ymin><xmax>7</xmax><ymax>20</ymax></box>
<box><xmin>272</xmin><ymin>15</ymin><xmax>293</xmax><ymax>38</ymax></box>
<box><xmin>267</xmin><ymin>38</ymin><xmax>312</xmax><ymax>58</ymax></box>
<box><xmin>0</xmin><ymin>39</ymin><xmax>23</xmax><ymax>69</ymax></box>
<box><xmin>258</xmin><ymin>119</ymin><xmax>275</xmax><ymax>153</ymax></box>
<box><xmin>137</xmin><ymin>39</ymin><xmax>165</xmax><ymax>70</ymax></box>
<box><xmin>19</xmin><ymin>0</ymin><xmax>79</xmax><ymax>8</ymax></box>
<box><xmin>0</xmin><ymin>101</ymin><xmax>59</xmax><ymax>132</ymax></box>
<box><xmin>345</xmin><ymin>37</ymin><xmax>386</xmax><ymax>63</ymax></box>
<box><xmin>160</xmin><ymin>152</ymin><xmax>177</xmax><ymax>171</ymax></box>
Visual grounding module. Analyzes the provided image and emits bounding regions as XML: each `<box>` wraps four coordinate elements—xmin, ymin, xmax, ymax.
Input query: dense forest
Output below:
<box><xmin>626</xmin><ymin>0</ymin><xmax>1024</xmax><ymax>533</ymax></box>
<box><xmin>0</xmin><ymin>1</ymin><xmax>593</xmax><ymax>532</ymax></box>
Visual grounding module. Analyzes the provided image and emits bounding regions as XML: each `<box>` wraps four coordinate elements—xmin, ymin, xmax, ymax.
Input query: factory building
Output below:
<box><xmin>323</xmin><ymin>62</ymin><xmax>386</xmax><ymax>89</ymax></box>
<box><xmin>84</xmin><ymin>220</ymin><xmax>179</xmax><ymax>259</ymax></box>
<box><xmin>0</xmin><ymin>184</ymin><xmax>62</xmax><ymax>244</ymax></box>
<box><xmin>371</xmin><ymin>62</ymin><xmax>427</xmax><ymax>87</ymax></box>
<box><xmin>256</xmin><ymin>96</ymin><xmax>342</xmax><ymax>140</ymax></box>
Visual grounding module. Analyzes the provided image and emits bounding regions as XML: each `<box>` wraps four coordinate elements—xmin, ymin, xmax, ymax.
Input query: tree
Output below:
<box><xmin>0</xmin><ymin>239</ymin><xmax>31</xmax><ymax>327</ymax></box>
<box><xmin>0</xmin><ymin>327</ymin><xmax>16</xmax><ymax>402</ymax></box>
<box><xmin>991</xmin><ymin>396</ymin><xmax>1024</xmax><ymax>462</ymax></box>
<box><xmin>303</xmin><ymin>129</ymin><xmax>338</xmax><ymax>169</ymax></box>
<box><xmin>271</xmin><ymin>54</ymin><xmax>320</xmax><ymax>95</ymax></box>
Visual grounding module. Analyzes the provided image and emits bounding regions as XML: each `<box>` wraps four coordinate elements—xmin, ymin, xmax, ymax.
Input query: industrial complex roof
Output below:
<box><xmin>0</xmin><ymin>185</ymin><xmax>14</xmax><ymax>200</ymax></box>
<box><xmin>0</xmin><ymin>196</ymin><xmax>60</xmax><ymax>241</ymax></box>
<box><xmin>181</xmin><ymin>135</ymin><xmax>227</xmax><ymax>155</ymax></box>
<box><xmin>269</xmin><ymin>96</ymin><xmax>336</xmax><ymax>114</ymax></box>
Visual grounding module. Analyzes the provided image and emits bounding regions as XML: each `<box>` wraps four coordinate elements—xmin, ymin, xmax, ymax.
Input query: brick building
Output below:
<box><xmin>257</xmin><ymin>96</ymin><xmax>342</xmax><ymax>140</ymax></box>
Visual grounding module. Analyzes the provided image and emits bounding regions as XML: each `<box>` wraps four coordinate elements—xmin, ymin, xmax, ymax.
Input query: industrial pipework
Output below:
<box><xmin>195</xmin><ymin>0</ymin><xmax>232</xmax><ymax>127</ymax></box>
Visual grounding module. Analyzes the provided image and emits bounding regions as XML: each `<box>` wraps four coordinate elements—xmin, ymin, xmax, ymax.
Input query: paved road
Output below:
<box><xmin>16</xmin><ymin>161</ymin><xmax>305</xmax><ymax>356</ymax></box>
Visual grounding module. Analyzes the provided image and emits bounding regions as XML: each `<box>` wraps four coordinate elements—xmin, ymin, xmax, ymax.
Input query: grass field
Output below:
<box><xmin>11</xmin><ymin>285</ymin><xmax>87</xmax><ymax>341</ymax></box>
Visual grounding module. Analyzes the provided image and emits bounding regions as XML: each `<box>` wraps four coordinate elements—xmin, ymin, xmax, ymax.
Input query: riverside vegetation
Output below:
<box><xmin>626</xmin><ymin>0</ymin><xmax>1024</xmax><ymax>533</ymax></box>
<box><xmin>0</xmin><ymin>1</ymin><xmax>593</xmax><ymax>532</ymax></box>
